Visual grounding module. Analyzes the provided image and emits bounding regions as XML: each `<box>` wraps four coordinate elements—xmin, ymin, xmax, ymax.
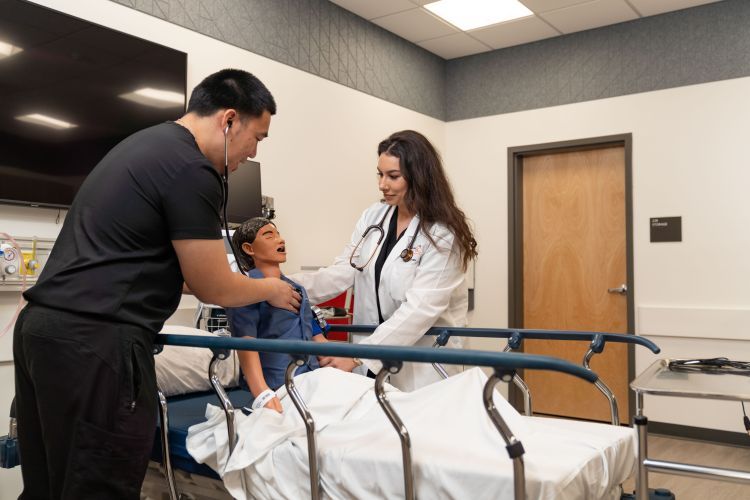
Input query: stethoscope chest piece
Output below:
<box><xmin>400</xmin><ymin>247</ymin><xmax>414</xmax><ymax>262</ymax></box>
<box><xmin>399</xmin><ymin>227</ymin><xmax>419</xmax><ymax>262</ymax></box>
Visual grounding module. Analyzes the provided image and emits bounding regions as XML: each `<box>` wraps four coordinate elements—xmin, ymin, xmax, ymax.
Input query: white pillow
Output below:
<box><xmin>156</xmin><ymin>325</ymin><xmax>241</xmax><ymax>397</ymax></box>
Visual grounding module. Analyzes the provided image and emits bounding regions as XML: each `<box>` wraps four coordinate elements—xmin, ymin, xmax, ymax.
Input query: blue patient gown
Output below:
<box><xmin>225</xmin><ymin>269</ymin><xmax>322</xmax><ymax>390</ymax></box>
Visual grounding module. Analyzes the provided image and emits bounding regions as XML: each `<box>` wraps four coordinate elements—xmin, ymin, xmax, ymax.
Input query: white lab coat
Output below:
<box><xmin>291</xmin><ymin>201</ymin><xmax>468</xmax><ymax>391</ymax></box>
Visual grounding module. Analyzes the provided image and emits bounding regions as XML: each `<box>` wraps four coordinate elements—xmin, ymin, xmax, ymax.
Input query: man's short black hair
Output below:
<box><xmin>187</xmin><ymin>69</ymin><xmax>276</xmax><ymax>118</ymax></box>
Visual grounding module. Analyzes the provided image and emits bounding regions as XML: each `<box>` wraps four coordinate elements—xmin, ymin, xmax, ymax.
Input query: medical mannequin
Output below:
<box><xmin>225</xmin><ymin>218</ymin><xmax>327</xmax><ymax>413</ymax></box>
<box><xmin>292</xmin><ymin>130</ymin><xmax>477</xmax><ymax>391</ymax></box>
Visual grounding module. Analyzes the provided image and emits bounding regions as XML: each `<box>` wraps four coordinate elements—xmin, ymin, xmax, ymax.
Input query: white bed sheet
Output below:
<box><xmin>186</xmin><ymin>367</ymin><xmax>635</xmax><ymax>500</ymax></box>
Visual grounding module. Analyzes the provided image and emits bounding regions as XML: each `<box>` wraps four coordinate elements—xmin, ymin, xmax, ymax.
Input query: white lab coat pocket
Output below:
<box><xmin>386</xmin><ymin>258</ymin><xmax>419</xmax><ymax>303</ymax></box>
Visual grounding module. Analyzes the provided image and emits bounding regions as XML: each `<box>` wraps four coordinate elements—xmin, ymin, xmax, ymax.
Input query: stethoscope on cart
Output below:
<box><xmin>349</xmin><ymin>205</ymin><xmax>419</xmax><ymax>271</ymax></box>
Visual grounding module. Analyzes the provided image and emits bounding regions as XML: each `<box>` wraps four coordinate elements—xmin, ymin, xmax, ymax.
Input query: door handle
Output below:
<box><xmin>607</xmin><ymin>284</ymin><xmax>628</xmax><ymax>295</ymax></box>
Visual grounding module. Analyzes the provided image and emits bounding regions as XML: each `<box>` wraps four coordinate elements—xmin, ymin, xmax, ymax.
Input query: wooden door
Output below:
<box><xmin>521</xmin><ymin>146</ymin><xmax>629</xmax><ymax>422</ymax></box>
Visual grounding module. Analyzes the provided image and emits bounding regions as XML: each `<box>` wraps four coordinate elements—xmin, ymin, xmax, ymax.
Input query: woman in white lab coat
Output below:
<box><xmin>293</xmin><ymin>130</ymin><xmax>477</xmax><ymax>391</ymax></box>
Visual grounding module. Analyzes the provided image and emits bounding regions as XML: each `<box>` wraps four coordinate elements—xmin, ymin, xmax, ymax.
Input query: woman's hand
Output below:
<box><xmin>318</xmin><ymin>356</ymin><xmax>358</xmax><ymax>372</ymax></box>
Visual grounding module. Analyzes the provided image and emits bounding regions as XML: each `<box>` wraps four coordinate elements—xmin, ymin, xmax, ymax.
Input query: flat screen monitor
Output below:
<box><xmin>0</xmin><ymin>0</ymin><xmax>187</xmax><ymax>208</ymax></box>
<box><xmin>225</xmin><ymin>159</ymin><xmax>263</xmax><ymax>225</ymax></box>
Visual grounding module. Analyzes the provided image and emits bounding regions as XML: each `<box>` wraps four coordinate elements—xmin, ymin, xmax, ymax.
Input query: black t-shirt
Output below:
<box><xmin>24</xmin><ymin>122</ymin><xmax>223</xmax><ymax>333</ymax></box>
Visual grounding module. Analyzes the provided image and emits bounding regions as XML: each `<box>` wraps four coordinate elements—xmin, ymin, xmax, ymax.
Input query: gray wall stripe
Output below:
<box><xmin>111</xmin><ymin>0</ymin><xmax>749</xmax><ymax>123</ymax></box>
<box><xmin>110</xmin><ymin>0</ymin><xmax>446</xmax><ymax>120</ymax></box>
<box><xmin>446</xmin><ymin>0</ymin><xmax>750</xmax><ymax>121</ymax></box>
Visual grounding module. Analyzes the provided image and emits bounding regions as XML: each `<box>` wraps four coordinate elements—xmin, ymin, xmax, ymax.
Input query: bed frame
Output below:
<box><xmin>151</xmin><ymin>328</ymin><xmax>660</xmax><ymax>500</ymax></box>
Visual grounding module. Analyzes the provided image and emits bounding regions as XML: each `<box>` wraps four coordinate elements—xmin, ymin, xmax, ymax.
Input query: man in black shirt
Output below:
<box><xmin>13</xmin><ymin>69</ymin><xmax>300</xmax><ymax>499</ymax></box>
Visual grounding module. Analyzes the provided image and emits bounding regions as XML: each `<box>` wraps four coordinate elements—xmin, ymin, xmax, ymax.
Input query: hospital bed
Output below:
<box><xmin>146</xmin><ymin>327</ymin><xmax>660</xmax><ymax>500</ymax></box>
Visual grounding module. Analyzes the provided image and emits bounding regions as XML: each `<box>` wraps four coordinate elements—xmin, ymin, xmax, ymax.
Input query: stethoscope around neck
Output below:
<box><xmin>349</xmin><ymin>205</ymin><xmax>419</xmax><ymax>272</ymax></box>
<box><xmin>174</xmin><ymin>117</ymin><xmax>243</xmax><ymax>270</ymax></box>
<box><xmin>221</xmin><ymin>120</ymin><xmax>244</xmax><ymax>270</ymax></box>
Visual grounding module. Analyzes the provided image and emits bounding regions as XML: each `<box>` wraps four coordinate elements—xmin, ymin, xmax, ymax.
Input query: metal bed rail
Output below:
<box><xmin>154</xmin><ymin>333</ymin><xmax>599</xmax><ymax>500</ymax></box>
<box><xmin>328</xmin><ymin>324</ymin><xmax>661</xmax><ymax>351</ymax></box>
<box><xmin>330</xmin><ymin>325</ymin><xmax>661</xmax><ymax>424</ymax></box>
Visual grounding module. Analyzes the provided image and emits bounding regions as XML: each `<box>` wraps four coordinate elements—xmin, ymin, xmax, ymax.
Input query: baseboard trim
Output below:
<box><xmin>649</xmin><ymin>421</ymin><xmax>750</xmax><ymax>447</ymax></box>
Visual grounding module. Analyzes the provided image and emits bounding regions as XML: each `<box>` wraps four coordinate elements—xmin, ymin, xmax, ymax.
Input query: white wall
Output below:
<box><xmin>0</xmin><ymin>0</ymin><xmax>443</xmax><ymax>494</ymax></box>
<box><xmin>446</xmin><ymin>76</ymin><xmax>750</xmax><ymax>433</ymax></box>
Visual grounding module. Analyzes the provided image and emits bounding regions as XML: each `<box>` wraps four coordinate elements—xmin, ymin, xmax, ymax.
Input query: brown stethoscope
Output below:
<box><xmin>349</xmin><ymin>205</ymin><xmax>419</xmax><ymax>271</ymax></box>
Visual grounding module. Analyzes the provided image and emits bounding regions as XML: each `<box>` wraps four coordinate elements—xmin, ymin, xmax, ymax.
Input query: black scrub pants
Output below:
<box><xmin>13</xmin><ymin>303</ymin><xmax>158</xmax><ymax>500</ymax></box>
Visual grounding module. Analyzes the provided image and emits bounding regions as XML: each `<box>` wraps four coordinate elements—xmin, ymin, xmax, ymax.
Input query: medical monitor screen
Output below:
<box><xmin>0</xmin><ymin>0</ymin><xmax>187</xmax><ymax>209</ymax></box>
<box><xmin>225</xmin><ymin>160</ymin><xmax>263</xmax><ymax>225</ymax></box>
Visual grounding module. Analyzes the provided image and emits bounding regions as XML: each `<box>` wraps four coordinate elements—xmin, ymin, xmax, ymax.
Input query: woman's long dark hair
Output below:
<box><xmin>378</xmin><ymin>130</ymin><xmax>477</xmax><ymax>270</ymax></box>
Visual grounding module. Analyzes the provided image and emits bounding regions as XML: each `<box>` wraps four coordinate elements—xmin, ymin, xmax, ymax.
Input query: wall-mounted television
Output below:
<box><xmin>0</xmin><ymin>0</ymin><xmax>187</xmax><ymax>209</ymax></box>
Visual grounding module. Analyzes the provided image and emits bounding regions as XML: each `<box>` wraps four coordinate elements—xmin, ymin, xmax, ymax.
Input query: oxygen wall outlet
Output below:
<box><xmin>1</xmin><ymin>244</ymin><xmax>21</xmax><ymax>279</ymax></box>
<box><xmin>21</xmin><ymin>251</ymin><xmax>36</xmax><ymax>275</ymax></box>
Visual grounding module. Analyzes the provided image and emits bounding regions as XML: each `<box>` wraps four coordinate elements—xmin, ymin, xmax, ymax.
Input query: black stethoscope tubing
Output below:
<box><xmin>221</xmin><ymin>123</ymin><xmax>242</xmax><ymax>270</ymax></box>
<box><xmin>350</xmin><ymin>204</ymin><xmax>419</xmax><ymax>271</ymax></box>
<box><xmin>365</xmin><ymin>204</ymin><xmax>392</xmax><ymax>246</ymax></box>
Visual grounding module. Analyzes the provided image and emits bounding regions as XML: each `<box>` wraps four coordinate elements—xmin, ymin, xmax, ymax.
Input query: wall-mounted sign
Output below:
<box><xmin>650</xmin><ymin>217</ymin><xmax>682</xmax><ymax>242</ymax></box>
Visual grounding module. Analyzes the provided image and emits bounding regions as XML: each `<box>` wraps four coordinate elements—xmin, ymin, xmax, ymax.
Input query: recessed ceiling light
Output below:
<box><xmin>424</xmin><ymin>0</ymin><xmax>533</xmax><ymax>31</ymax></box>
<box><xmin>0</xmin><ymin>40</ymin><xmax>23</xmax><ymax>59</ymax></box>
<box><xmin>16</xmin><ymin>113</ymin><xmax>77</xmax><ymax>130</ymax></box>
<box><xmin>120</xmin><ymin>87</ymin><xmax>185</xmax><ymax>108</ymax></box>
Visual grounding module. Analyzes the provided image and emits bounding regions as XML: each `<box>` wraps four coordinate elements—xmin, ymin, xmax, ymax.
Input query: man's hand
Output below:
<box><xmin>174</xmin><ymin>239</ymin><xmax>300</xmax><ymax>308</ymax></box>
<box><xmin>318</xmin><ymin>356</ymin><xmax>358</xmax><ymax>372</ymax></box>
<box><xmin>265</xmin><ymin>278</ymin><xmax>301</xmax><ymax>313</ymax></box>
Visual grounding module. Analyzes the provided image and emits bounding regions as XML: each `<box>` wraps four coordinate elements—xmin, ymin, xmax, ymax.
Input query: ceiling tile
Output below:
<box><xmin>628</xmin><ymin>0</ymin><xmax>722</xmax><ymax>17</ymax></box>
<box><xmin>520</xmin><ymin>0</ymin><xmax>592</xmax><ymax>12</ymax></box>
<box><xmin>372</xmin><ymin>8</ymin><xmax>459</xmax><ymax>43</ymax></box>
<box><xmin>328</xmin><ymin>0</ymin><xmax>416</xmax><ymax>20</ymax></box>
<box><xmin>418</xmin><ymin>32</ymin><xmax>491</xmax><ymax>59</ymax></box>
<box><xmin>409</xmin><ymin>0</ymin><xmax>436</xmax><ymax>5</ymax></box>
<box><xmin>540</xmin><ymin>0</ymin><xmax>639</xmax><ymax>35</ymax></box>
<box><xmin>470</xmin><ymin>15</ymin><xmax>559</xmax><ymax>50</ymax></box>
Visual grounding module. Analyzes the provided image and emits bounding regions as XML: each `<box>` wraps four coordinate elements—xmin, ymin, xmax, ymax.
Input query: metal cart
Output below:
<box><xmin>630</xmin><ymin>359</ymin><xmax>750</xmax><ymax>499</ymax></box>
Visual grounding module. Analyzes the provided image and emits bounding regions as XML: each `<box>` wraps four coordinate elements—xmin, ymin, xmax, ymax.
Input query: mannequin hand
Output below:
<box><xmin>266</xmin><ymin>278</ymin><xmax>301</xmax><ymax>312</ymax></box>
<box><xmin>265</xmin><ymin>396</ymin><xmax>283</xmax><ymax>413</ymax></box>
<box><xmin>318</xmin><ymin>356</ymin><xmax>358</xmax><ymax>372</ymax></box>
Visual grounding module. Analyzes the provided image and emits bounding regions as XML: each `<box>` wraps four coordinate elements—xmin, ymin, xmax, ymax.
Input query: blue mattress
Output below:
<box><xmin>151</xmin><ymin>388</ymin><xmax>253</xmax><ymax>479</ymax></box>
